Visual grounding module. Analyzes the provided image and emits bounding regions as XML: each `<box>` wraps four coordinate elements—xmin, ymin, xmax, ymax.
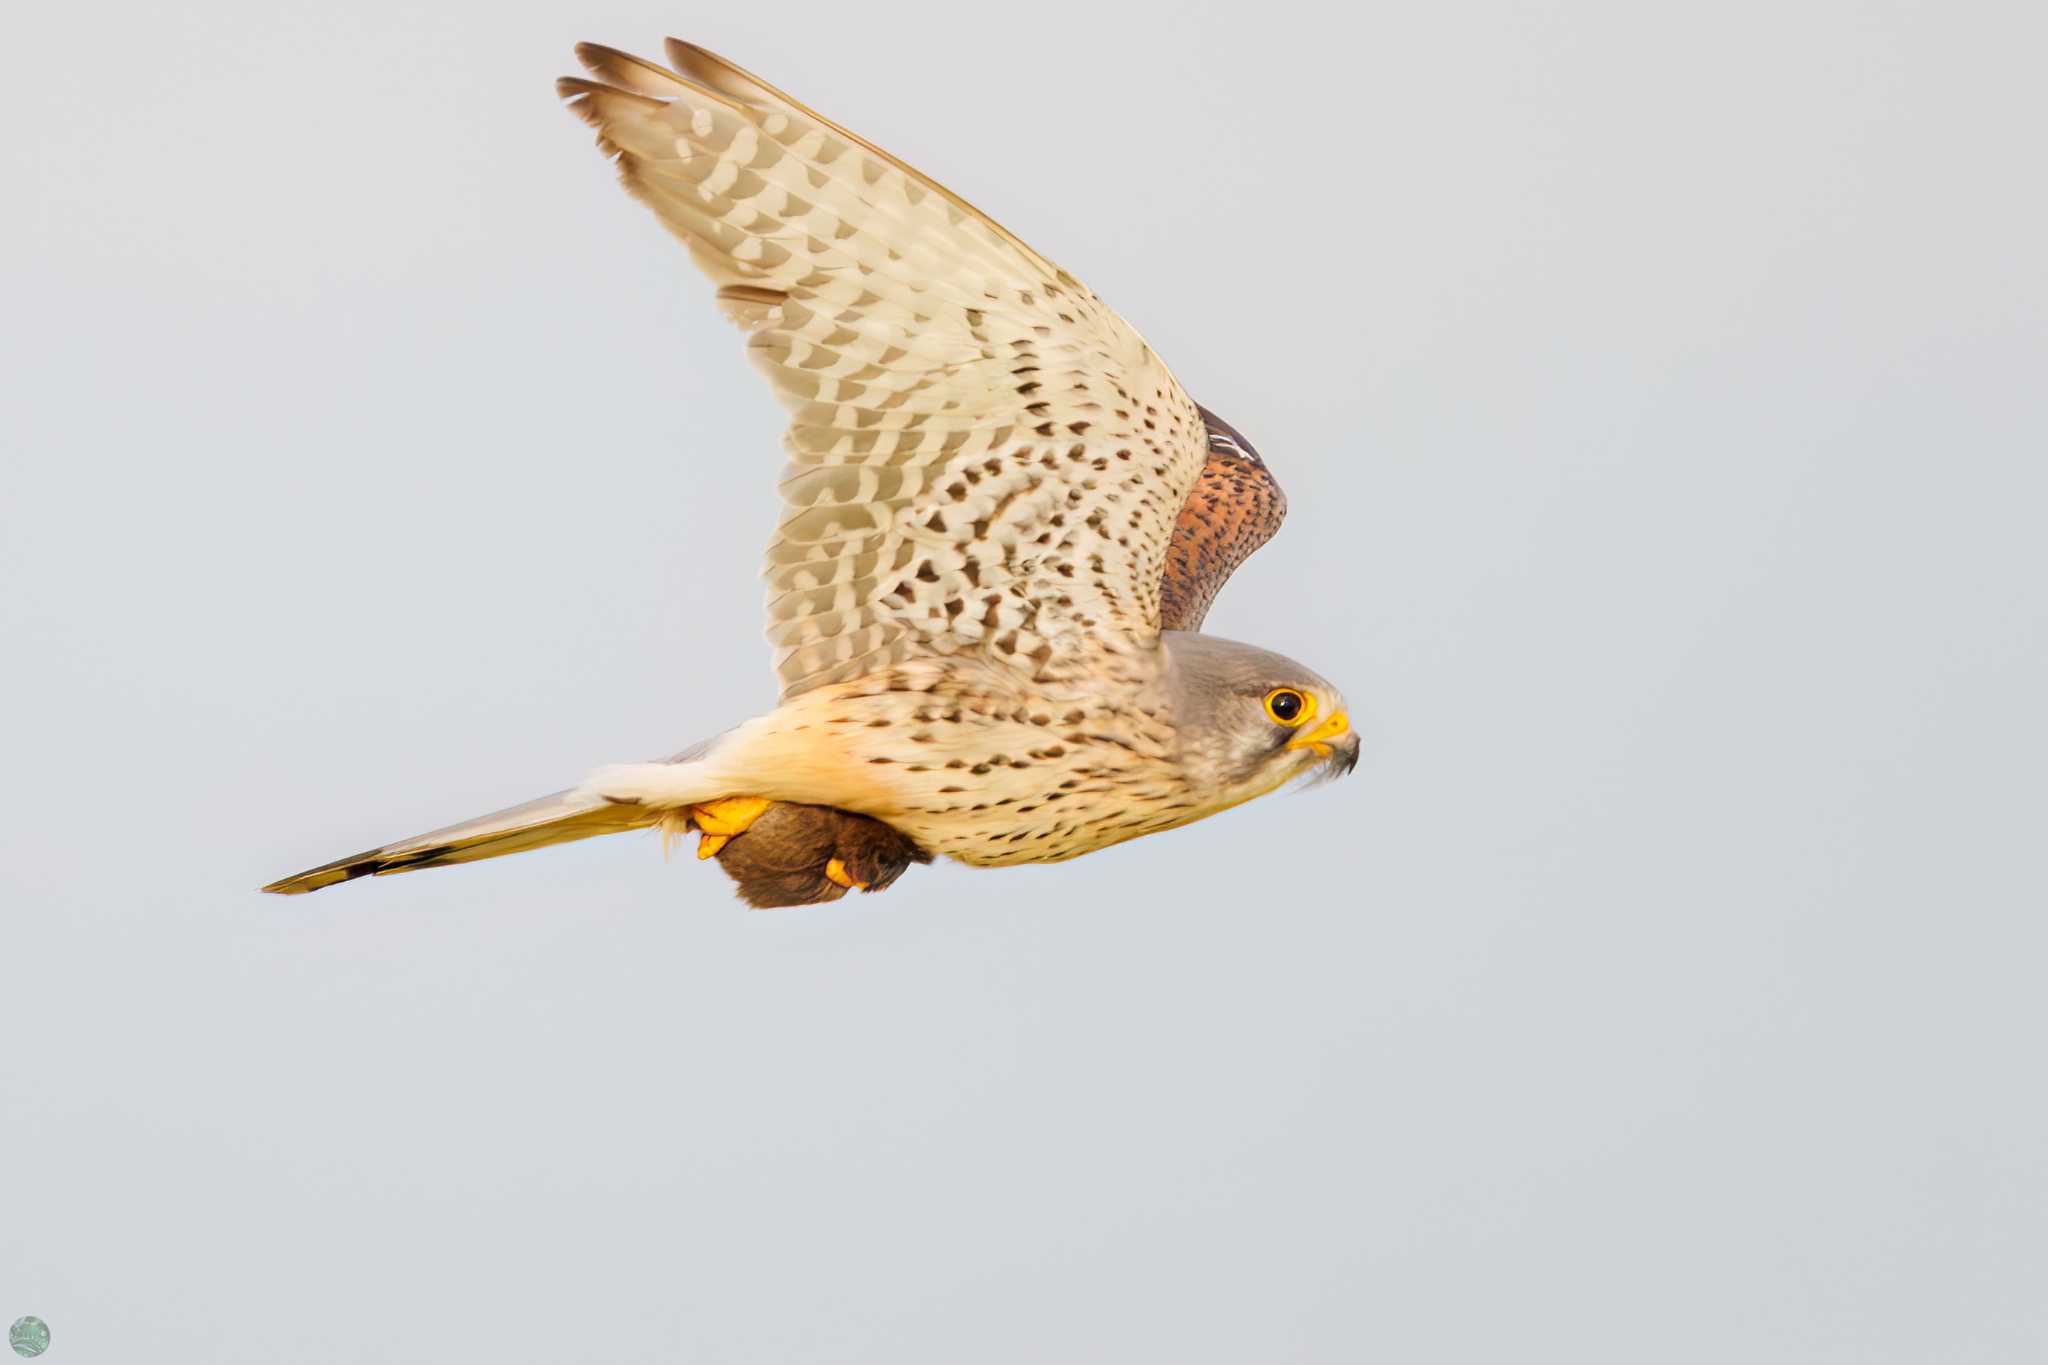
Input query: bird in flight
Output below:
<box><xmin>264</xmin><ymin>39</ymin><xmax>1358</xmax><ymax>907</ymax></box>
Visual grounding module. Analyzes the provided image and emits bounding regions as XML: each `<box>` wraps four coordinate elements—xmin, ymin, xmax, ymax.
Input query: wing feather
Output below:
<box><xmin>559</xmin><ymin>43</ymin><xmax>1208</xmax><ymax>697</ymax></box>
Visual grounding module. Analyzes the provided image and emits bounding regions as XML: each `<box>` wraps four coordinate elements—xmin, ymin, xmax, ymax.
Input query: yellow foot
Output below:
<box><xmin>690</xmin><ymin>796</ymin><xmax>774</xmax><ymax>860</ymax></box>
<box><xmin>824</xmin><ymin>857</ymin><xmax>869</xmax><ymax>892</ymax></box>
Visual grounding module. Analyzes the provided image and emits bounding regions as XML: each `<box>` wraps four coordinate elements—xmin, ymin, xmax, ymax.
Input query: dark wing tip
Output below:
<box><xmin>1195</xmin><ymin>403</ymin><xmax>1266</xmax><ymax>468</ymax></box>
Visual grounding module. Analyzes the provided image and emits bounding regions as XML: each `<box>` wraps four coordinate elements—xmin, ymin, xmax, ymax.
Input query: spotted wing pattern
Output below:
<box><xmin>560</xmin><ymin>42</ymin><xmax>1209</xmax><ymax>697</ymax></box>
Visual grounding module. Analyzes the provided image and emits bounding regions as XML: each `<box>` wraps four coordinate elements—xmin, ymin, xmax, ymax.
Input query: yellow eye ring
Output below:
<box><xmin>1264</xmin><ymin>688</ymin><xmax>1315</xmax><ymax>727</ymax></box>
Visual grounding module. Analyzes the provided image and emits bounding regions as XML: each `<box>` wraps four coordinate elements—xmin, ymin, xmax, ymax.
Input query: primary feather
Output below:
<box><xmin>558</xmin><ymin>42</ymin><xmax>1211</xmax><ymax>698</ymax></box>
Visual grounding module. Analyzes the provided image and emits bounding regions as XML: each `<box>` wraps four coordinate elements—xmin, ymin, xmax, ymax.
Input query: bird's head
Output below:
<box><xmin>1161</xmin><ymin>631</ymin><xmax>1360</xmax><ymax>808</ymax></box>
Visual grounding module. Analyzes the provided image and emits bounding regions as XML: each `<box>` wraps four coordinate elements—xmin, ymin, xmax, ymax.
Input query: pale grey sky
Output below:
<box><xmin>4</xmin><ymin>1</ymin><xmax>2045</xmax><ymax>1361</ymax></box>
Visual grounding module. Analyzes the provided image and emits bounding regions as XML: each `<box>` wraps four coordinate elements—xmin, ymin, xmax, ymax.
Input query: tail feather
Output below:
<box><xmin>263</xmin><ymin>734</ymin><xmax>747</xmax><ymax>896</ymax></box>
<box><xmin>260</xmin><ymin>788</ymin><xmax>656</xmax><ymax>895</ymax></box>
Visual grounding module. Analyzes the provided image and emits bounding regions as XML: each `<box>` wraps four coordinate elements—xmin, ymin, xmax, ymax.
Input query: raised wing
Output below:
<box><xmin>559</xmin><ymin>41</ymin><xmax>1208</xmax><ymax>697</ymax></box>
<box><xmin>1158</xmin><ymin>406</ymin><xmax>1288</xmax><ymax>632</ymax></box>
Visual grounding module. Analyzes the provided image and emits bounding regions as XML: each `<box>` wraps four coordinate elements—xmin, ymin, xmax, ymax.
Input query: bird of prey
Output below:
<box><xmin>264</xmin><ymin>39</ymin><xmax>1357</xmax><ymax>907</ymax></box>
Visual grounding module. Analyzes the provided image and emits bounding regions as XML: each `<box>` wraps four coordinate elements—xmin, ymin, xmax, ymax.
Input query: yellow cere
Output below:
<box><xmin>1285</xmin><ymin>710</ymin><xmax>1352</xmax><ymax>759</ymax></box>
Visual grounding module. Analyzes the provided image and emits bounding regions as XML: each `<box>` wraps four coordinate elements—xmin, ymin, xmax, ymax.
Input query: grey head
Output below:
<box><xmin>1161</xmin><ymin>630</ymin><xmax>1360</xmax><ymax>807</ymax></box>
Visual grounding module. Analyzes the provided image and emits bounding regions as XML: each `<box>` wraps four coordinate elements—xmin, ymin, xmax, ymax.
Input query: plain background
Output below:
<box><xmin>4</xmin><ymin>0</ymin><xmax>2044</xmax><ymax>1360</ymax></box>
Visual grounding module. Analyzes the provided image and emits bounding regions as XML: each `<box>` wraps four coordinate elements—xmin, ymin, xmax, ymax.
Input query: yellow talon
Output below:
<box><xmin>690</xmin><ymin>796</ymin><xmax>774</xmax><ymax>837</ymax></box>
<box><xmin>824</xmin><ymin>857</ymin><xmax>867</xmax><ymax>891</ymax></box>
<box><xmin>687</xmin><ymin>797</ymin><xmax>773</xmax><ymax>861</ymax></box>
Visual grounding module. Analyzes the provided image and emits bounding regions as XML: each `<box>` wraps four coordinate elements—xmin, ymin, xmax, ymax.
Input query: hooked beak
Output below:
<box><xmin>1286</xmin><ymin>710</ymin><xmax>1359</xmax><ymax>776</ymax></box>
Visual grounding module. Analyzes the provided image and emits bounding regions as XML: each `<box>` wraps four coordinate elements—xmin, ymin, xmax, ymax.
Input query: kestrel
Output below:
<box><xmin>264</xmin><ymin>39</ymin><xmax>1358</xmax><ymax>907</ymax></box>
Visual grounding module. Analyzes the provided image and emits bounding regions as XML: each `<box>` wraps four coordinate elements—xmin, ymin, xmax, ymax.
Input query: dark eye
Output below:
<box><xmin>1264</xmin><ymin>688</ymin><xmax>1309</xmax><ymax>725</ymax></box>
